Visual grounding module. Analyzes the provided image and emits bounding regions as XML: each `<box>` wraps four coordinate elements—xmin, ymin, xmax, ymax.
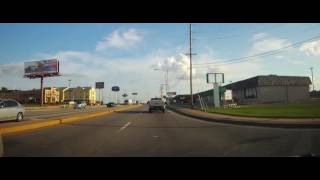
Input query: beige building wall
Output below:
<box><xmin>57</xmin><ymin>87</ymin><xmax>68</xmax><ymax>103</ymax></box>
<box><xmin>44</xmin><ymin>87</ymin><xmax>60</xmax><ymax>104</ymax></box>
<box><xmin>63</xmin><ymin>87</ymin><xmax>96</xmax><ymax>105</ymax></box>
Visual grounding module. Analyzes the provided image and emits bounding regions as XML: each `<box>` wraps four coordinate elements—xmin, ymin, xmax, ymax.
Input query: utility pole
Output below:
<box><xmin>68</xmin><ymin>80</ymin><xmax>71</xmax><ymax>88</ymax></box>
<box><xmin>189</xmin><ymin>23</ymin><xmax>194</xmax><ymax>109</ymax></box>
<box><xmin>310</xmin><ymin>67</ymin><xmax>315</xmax><ymax>91</ymax></box>
<box><xmin>160</xmin><ymin>84</ymin><xmax>163</xmax><ymax>98</ymax></box>
<box><xmin>40</xmin><ymin>76</ymin><xmax>44</xmax><ymax>106</ymax></box>
<box><xmin>165</xmin><ymin>68</ymin><xmax>169</xmax><ymax>95</ymax></box>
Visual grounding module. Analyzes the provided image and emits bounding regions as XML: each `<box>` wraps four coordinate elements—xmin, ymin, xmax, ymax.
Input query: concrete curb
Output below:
<box><xmin>168</xmin><ymin>106</ymin><xmax>320</xmax><ymax>129</ymax></box>
<box><xmin>0</xmin><ymin>105</ymin><xmax>143</xmax><ymax>135</ymax></box>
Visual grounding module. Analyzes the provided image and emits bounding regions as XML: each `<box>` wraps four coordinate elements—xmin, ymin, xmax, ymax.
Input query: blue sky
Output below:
<box><xmin>0</xmin><ymin>23</ymin><xmax>320</xmax><ymax>102</ymax></box>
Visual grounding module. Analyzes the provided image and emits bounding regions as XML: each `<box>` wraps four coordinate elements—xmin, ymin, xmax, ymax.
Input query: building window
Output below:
<box><xmin>245</xmin><ymin>88</ymin><xmax>257</xmax><ymax>99</ymax></box>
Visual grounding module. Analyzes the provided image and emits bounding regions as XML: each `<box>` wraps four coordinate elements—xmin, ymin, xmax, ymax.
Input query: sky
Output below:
<box><xmin>0</xmin><ymin>23</ymin><xmax>320</xmax><ymax>102</ymax></box>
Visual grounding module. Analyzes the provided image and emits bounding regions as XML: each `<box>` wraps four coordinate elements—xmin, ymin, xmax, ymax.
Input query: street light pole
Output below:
<box><xmin>310</xmin><ymin>67</ymin><xmax>315</xmax><ymax>91</ymax></box>
<box><xmin>165</xmin><ymin>68</ymin><xmax>169</xmax><ymax>95</ymax></box>
<box><xmin>189</xmin><ymin>23</ymin><xmax>194</xmax><ymax>109</ymax></box>
<box><xmin>153</xmin><ymin>68</ymin><xmax>169</xmax><ymax>97</ymax></box>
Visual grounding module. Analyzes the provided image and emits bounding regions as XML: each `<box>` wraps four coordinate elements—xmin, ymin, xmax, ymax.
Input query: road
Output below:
<box><xmin>2</xmin><ymin>105</ymin><xmax>320</xmax><ymax>156</ymax></box>
<box><xmin>24</xmin><ymin>105</ymin><xmax>109</xmax><ymax>120</ymax></box>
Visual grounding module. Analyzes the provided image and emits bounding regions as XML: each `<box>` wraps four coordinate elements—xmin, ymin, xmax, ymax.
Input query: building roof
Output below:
<box><xmin>224</xmin><ymin>75</ymin><xmax>311</xmax><ymax>89</ymax></box>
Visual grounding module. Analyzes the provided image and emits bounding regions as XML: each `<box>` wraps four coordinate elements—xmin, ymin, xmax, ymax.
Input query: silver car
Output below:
<box><xmin>0</xmin><ymin>99</ymin><xmax>25</xmax><ymax>122</ymax></box>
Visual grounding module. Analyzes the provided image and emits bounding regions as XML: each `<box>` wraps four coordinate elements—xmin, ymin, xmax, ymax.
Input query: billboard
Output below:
<box><xmin>206</xmin><ymin>73</ymin><xmax>224</xmax><ymax>84</ymax></box>
<box><xmin>95</xmin><ymin>82</ymin><xmax>104</xmax><ymax>89</ymax></box>
<box><xmin>132</xmin><ymin>93</ymin><xmax>138</xmax><ymax>95</ymax></box>
<box><xmin>24</xmin><ymin>59</ymin><xmax>59</xmax><ymax>76</ymax></box>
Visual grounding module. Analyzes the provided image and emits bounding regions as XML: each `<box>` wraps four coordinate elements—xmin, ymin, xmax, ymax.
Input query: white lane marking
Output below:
<box><xmin>118</xmin><ymin>122</ymin><xmax>132</xmax><ymax>133</ymax></box>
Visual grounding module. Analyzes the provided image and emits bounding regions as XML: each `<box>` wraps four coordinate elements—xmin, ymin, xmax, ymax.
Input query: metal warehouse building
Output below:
<box><xmin>224</xmin><ymin>75</ymin><xmax>311</xmax><ymax>104</ymax></box>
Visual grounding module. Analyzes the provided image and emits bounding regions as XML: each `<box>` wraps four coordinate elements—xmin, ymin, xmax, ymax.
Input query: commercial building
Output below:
<box><xmin>0</xmin><ymin>86</ymin><xmax>97</xmax><ymax>105</ymax></box>
<box><xmin>44</xmin><ymin>87</ymin><xmax>60</xmax><ymax>104</ymax></box>
<box><xmin>173</xmin><ymin>75</ymin><xmax>312</xmax><ymax>106</ymax></box>
<box><xmin>0</xmin><ymin>89</ymin><xmax>41</xmax><ymax>104</ymax></box>
<box><xmin>224</xmin><ymin>75</ymin><xmax>311</xmax><ymax>104</ymax></box>
<box><xmin>56</xmin><ymin>87</ymin><xmax>68</xmax><ymax>103</ymax></box>
<box><xmin>63</xmin><ymin>87</ymin><xmax>96</xmax><ymax>105</ymax></box>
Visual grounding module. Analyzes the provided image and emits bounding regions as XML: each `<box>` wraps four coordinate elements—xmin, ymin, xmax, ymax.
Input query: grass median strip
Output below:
<box><xmin>205</xmin><ymin>104</ymin><xmax>320</xmax><ymax>118</ymax></box>
<box><xmin>0</xmin><ymin>105</ymin><xmax>143</xmax><ymax>135</ymax></box>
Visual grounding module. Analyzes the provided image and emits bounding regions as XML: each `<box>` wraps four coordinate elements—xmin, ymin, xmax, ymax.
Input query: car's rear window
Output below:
<box><xmin>151</xmin><ymin>98</ymin><xmax>161</xmax><ymax>100</ymax></box>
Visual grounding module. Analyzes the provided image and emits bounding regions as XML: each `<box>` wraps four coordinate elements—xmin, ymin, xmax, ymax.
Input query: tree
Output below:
<box><xmin>1</xmin><ymin>87</ymin><xmax>8</xmax><ymax>92</ymax></box>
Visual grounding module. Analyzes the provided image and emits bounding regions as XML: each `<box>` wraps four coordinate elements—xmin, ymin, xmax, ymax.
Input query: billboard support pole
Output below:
<box><xmin>40</xmin><ymin>76</ymin><xmax>44</xmax><ymax>107</ymax></box>
<box><xmin>116</xmin><ymin>92</ymin><xmax>118</xmax><ymax>104</ymax></box>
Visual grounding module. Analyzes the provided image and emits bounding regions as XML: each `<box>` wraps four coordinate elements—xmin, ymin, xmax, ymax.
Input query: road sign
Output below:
<box><xmin>112</xmin><ymin>86</ymin><xmax>120</xmax><ymax>92</ymax></box>
<box><xmin>95</xmin><ymin>82</ymin><xmax>104</xmax><ymax>89</ymax></box>
<box><xmin>167</xmin><ymin>92</ymin><xmax>176</xmax><ymax>96</ymax></box>
<box><xmin>206</xmin><ymin>73</ymin><xmax>224</xmax><ymax>84</ymax></box>
<box><xmin>206</xmin><ymin>73</ymin><xmax>225</xmax><ymax>108</ymax></box>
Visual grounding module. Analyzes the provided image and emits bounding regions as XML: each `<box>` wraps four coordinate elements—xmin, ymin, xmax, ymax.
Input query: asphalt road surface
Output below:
<box><xmin>3</xmin><ymin>105</ymin><xmax>320</xmax><ymax>157</ymax></box>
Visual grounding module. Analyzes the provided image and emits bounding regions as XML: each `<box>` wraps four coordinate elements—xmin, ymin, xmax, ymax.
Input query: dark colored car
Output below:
<box><xmin>106</xmin><ymin>102</ymin><xmax>116</xmax><ymax>107</ymax></box>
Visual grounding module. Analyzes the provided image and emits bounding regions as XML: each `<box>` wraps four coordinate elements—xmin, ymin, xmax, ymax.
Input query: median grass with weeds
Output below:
<box><xmin>205</xmin><ymin>103</ymin><xmax>320</xmax><ymax>118</ymax></box>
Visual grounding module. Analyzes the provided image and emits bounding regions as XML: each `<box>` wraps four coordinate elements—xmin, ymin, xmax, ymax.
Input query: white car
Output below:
<box><xmin>74</xmin><ymin>102</ymin><xmax>87</xmax><ymax>109</ymax></box>
<box><xmin>0</xmin><ymin>99</ymin><xmax>25</xmax><ymax>122</ymax></box>
<box><xmin>148</xmin><ymin>98</ymin><xmax>166</xmax><ymax>113</ymax></box>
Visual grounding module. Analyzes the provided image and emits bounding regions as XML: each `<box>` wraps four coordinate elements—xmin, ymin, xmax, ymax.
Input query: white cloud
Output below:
<box><xmin>252</xmin><ymin>32</ymin><xmax>268</xmax><ymax>41</ymax></box>
<box><xmin>0</xmin><ymin>63</ymin><xmax>24</xmax><ymax>77</ymax></box>
<box><xmin>151</xmin><ymin>50</ymin><xmax>264</xmax><ymax>95</ymax></box>
<box><xmin>275</xmin><ymin>55</ymin><xmax>284</xmax><ymax>59</ymax></box>
<box><xmin>291</xmin><ymin>60</ymin><xmax>304</xmax><ymax>65</ymax></box>
<box><xmin>299</xmin><ymin>40</ymin><xmax>320</xmax><ymax>56</ymax></box>
<box><xmin>250</xmin><ymin>37</ymin><xmax>292</xmax><ymax>55</ymax></box>
<box><xmin>96</xmin><ymin>28</ymin><xmax>143</xmax><ymax>51</ymax></box>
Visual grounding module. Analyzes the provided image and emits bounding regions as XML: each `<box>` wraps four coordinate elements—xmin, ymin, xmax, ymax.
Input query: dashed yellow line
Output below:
<box><xmin>0</xmin><ymin>105</ymin><xmax>143</xmax><ymax>135</ymax></box>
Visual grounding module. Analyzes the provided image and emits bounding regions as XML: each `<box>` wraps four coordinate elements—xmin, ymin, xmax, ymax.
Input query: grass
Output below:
<box><xmin>205</xmin><ymin>103</ymin><xmax>320</xmax><ymax>118</ymax></box>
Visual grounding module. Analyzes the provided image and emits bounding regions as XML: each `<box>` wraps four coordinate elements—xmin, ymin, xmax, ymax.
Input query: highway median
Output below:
<box><xmin>0</xmin><ymin>104</ymin><xmax>143</xmax><ymax>135</ymax></box>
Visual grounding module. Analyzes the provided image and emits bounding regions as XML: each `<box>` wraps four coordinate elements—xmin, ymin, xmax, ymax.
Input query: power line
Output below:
<box><xmin>193</xmin><ymin>34</ymin><xmax>320</xmax><ymax>66</ymax></box>
<box><xmin>194</xmin><ymin>23</ymin><xmax>289</xmax><ymax>41</ymax></box>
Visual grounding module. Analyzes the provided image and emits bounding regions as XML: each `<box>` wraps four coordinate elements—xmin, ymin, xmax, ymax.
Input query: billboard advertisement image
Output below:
<box><xmin>24</xmin><ymin>59</ymin><xmax>59</xmax><ymax>76</ymax></box>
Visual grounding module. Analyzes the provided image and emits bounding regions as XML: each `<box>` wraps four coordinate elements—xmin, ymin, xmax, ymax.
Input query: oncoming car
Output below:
<box><xmin>0</xmin><ymin>99</ymin><xmax>25</xmax><ymax>122</ymax></box>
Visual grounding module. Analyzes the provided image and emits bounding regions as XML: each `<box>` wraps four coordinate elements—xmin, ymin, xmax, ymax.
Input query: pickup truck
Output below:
<box><xmin>148</xmin><ymin>98</ymin><xmax>166</xmax><ymax>113</ymax></box>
